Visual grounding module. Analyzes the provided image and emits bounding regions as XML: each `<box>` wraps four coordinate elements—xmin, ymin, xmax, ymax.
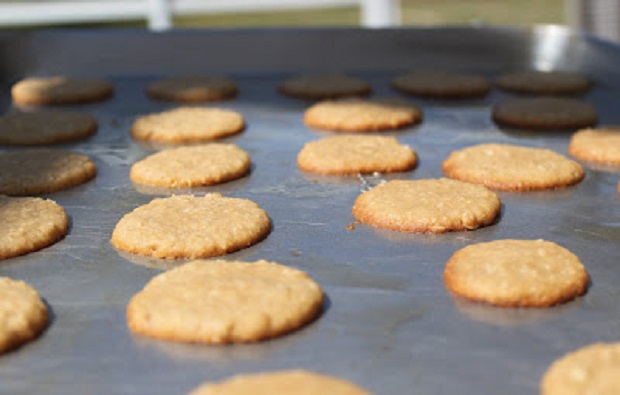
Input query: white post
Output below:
<box><xmin>361</xmin><ymin>0</ymin><xmax>400</xmax><ymax>28</ymax></box>
<box><xmin>148</xmin><ymin>0</ymin><xmax>172</xmax><ymax>31</ymax></box>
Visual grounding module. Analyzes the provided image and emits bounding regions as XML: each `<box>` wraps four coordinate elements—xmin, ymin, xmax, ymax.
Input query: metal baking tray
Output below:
<box><xmin>0</xmin><ymin>26</ymin><xmax>619</xmax><ymax>395</ymax></box>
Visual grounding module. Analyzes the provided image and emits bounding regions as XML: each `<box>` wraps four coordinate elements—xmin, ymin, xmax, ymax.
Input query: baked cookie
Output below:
<box><xmin>0</xmin><ymin>149</ymin><xmax>96</xmax><ymax>195</ymax></box>
<box><xmin>12</xmin><ymin>76</ymin><xmax>113</xmax><ymax>105</ymax></box>
<box><xmin>541</xmin><ymin>343</ymin><xmax>620</xmax><ymax>395</ymax></box>
<box><xmin>0</xmin><ymin>277</ymin><xmax>48</xmax><ymax>353</ymax></box>
<box><xmin>297</xmin><ymin>135</ymin><xmax>417</xmax><ymax>175</ymax></box>
<box><xmin>352</xmin><ymin>178</ymin><xmax>501</xmax><ymax>233</ymax></box>
<box><xmin>189</xmin><ymin>370</ymin><xmax>370</xmax><ymax>395</ymax></box>
<box><xmin>278</xmin><ymin>74</ymin><xmax>371</xmax><ymax>100</ymax></box>
<box><xmin>111</xmin><ymin>194</ymin><xmax>270</xmax><ymax>259</ymax></box>
<box><xmin>569</xmin><ymin>127</ymin><xmax>620</xmax><ymax>165</ymax></box>
<box><xmin>146</xmin><ymin>76</ymin><xmax>237</xmax><ymax>102</ymax></box>
<box><xmin>442</xmin><ymin>143</ymin><xmax>585</xmax><ymax>191</ymax></box>
<box><xmin>492</xmin><ymin>97</ymin><xmax>597</xmax><ymax>130</ymax></box>
<box><xmin>127</xmin><ymin>260</ymin><xmax>323</xmax><ymax>344</ymax></box>
<box><xmin>131</xmin><ymin>107</ymin><xmax>245</xmax><ymax>144</ymax></box>
<box><xmin>0</xmin><ymin>196</ymin><xmax>68</xmax><ymax>259</ymax></box>
<box><xmin>444</xmin><ymin>239</ymin><xmax>588</xmax><ymax>307</ymax></box>
<box><xmin>130</xmin><ymin>144</ymin><xmax>251</xmax><ymax>188</ymax></box>
<box><xmin>0</xmin><ymin>110</ymin><xmax>97</xmax><ymax>145</ymax></box>
<box><xmin>391</xmin><ymin>70</ymin><xmax>490</xmax><ymax>99</ymax></box>
<box><xmin>495</xmin><ymin>70</ymin><xmax>590</xmax><ymax>95</ymax></box>
<box><xmin>304</xmin><ymin>98</ymin><xmax>422</xmax><ymax>132</ymax></box>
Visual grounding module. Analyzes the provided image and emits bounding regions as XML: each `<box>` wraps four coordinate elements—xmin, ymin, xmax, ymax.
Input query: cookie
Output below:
<box><xmin>442</xmin><ymin>143</ymin><xmax>585</xmax><ymax>191</ymax></box>
<box><xmin>391</xmin><ymin>70</ymin><xmax>490</xmax><ymax>99</ymax></box>
<box><xmin>111</xmin><ymin>194</ymin><xmax>270</xmax><ymax>259</ymax></box>
<box><xmin>304</xmin><ymin>98</ymin><xmax>422</xmax><ymax>132</ymax></box>
<box><xmin>444</xmin><ymin>239</ymin><xmax>588</xmax><ymax>307</ymax></box>
<box><xmin>131</xmin><ymin>107</ymin><xmax>245</xmax><ymax>144</ymax></box>
<box><xmin>541</xmin><ymin>343</ymin><xmax>620</xmax><ymax>395</ymax></box>
<box><xmin>0</xmin><ymin>110</ymin><xmax>97</xmax><ymax>145</ymax></box>
<box><xmin>297</xmin><ymin>135</ymin><xmax>417</xmax><ymax>175</ymax></box>
<box><xmin>568</xmin><ymin>127</ymin><xmax>620</xmax><ymax>165</ymax></box>
<box><xmin>278</xmin><ymin>74</ymin><xmax>371</xmax><ymax>100</ymax></box>
<box><xmin>130</xmin><ymin>144</ymin><xmax>251</xmax><ymax>188</ymax></box>
<box><xmin>12</xmin><ymin>76</ymin><xmax>113</xmax><ymax>105</ymax></box>
<box><xmin>352</xmin><ymin>178</ymin><xmax>501</xmax><ymax>233</ymax></box>
<box><xmin>495</xmin><ymin>70</ymin><xmax>590</xmax><ymax>95</ymax></box>
<box><xmin>492</xmin><ymin>97</ymin><xmax>597</xmax><ymax>130</ymax></box>
<box><xmin>189</xmin><ymin>370</ymin><xmax>370</xmax><ymax>395</ymax></box>
<box><xmin>0</xmin><ymin>277</ymin><xmax>48</xmax><ymax>353</ymax></box>
<box><xmin>0</xmin><ymin>196</ymin><xmax>68</xmax><ymax>259</ymax></box>
<box><xmin>0</xmin><ymin>149</ymin><xmax>96</xmax><ymax>196</ymax></box>
<box><xmin>146</xmin><ymin>76</ymin><xmax>237</xmax><ymax>102</ymax></box>
<box><xmin>127</xmin><ymin>260</ymin><xmax>323</xmax><ymax>344</ymax></box>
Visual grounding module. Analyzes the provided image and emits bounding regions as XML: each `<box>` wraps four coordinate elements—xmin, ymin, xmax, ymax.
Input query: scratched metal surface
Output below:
<box><xmin>0</xmin><ymin>26</ymin><xmax>619</xmax><ymax>395</ymax></box>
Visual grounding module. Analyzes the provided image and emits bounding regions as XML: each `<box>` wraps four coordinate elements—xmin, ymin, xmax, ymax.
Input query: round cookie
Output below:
<box><xmin>12</xmin><ymin>76</ymin><xmax>113</xmax><ymax>105</ymax></box>
<box><xmin>495</xmin><ymin>70</ymin><xmax>590</xmax><ymax>95</ymax></box>
<box><xmin>0</xmin><ymin>149</ymin><xmax>96</xmax><ymax>196</ymax></box>
<box><xmin>131</xmin><ymin>107</ymin><xmax>245</xmax><ymax>144</ymax></box>
<box><xmin>442</xmin><ymin>143</ymin><xmax>585</xmax><ymax>191</ymax></box>
<box><xmin>0</xmin><ymin>196</ymin><xmax>68</xmax><ymax>259</ymax></box>
<box><xmin>127</xmin><ymin>260</ymin><xmax>323</xmax><ymax>344</ymax></box>
<box><xmin>130</xmin><ymin>144</ymin><xmax>251</xmax><ymax>188</ymax></box>
<box><xmin>111</xmin><ymin>194</ymin><xmax>270</xmax><ymax>259</ymax></box>
<box><xmin>352</xmin><ymin>178</ymin><xmax>501</xmax><ymax>233</ymax></box>
<box><xmin>492</xmin><ymin>97</ymin><xmax>597</xmax><ymax>130</ymax></box>
<box><xmin>0</xmin><ymin>110</ymin><xmax>97</xmax><ymax>145</ymax></box>
<box><xmin>278</xmin><ymin>74</ymin><xmax>371</xmax><ymax>100</ymax></box>
<box><xmin>391</xmin><ymin>70</ymin><xmax>490</xmax><ymax>99</ymax></box>
<box><xmin>569</xmin><ymin>127</ymin><xmax>620</xmax><ymax>165</ymax></box>
<box><xmin>297</xmin><ymin>135</ymin><xmax>417</xmax><ymax>175</ymax></box>
<box><xmin>0</xmin><ymin>277</ymin><xmax>48</xmax><ymax>353</ymax></box>
<box><xmin>146</xmin><ymin>76</ymin><xmax>237</xmax><ymax>102</ymax></box>
<box><xmin>444</xmin><ymin>239</ymin><xmax>588</xmax><ymax>307</ymax></box>
<box><xmin>304</xmin><ymin>98</ymin><xmax>422</xmax><ymax>132</ymax></box>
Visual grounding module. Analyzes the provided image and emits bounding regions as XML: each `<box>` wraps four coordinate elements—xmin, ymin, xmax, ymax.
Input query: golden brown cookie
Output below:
<box><xmin>495</xmin><ymin>70</ymin><xmax>590</xmax><ymax>95</ymax></box>
<box><xmin>444</xmin><ymin>239</ymin><xmax>588</xmax><ymax>307</ymax></box>
<box><xmin>442</xmin><ymin>143</ymin><xmax>585</xmax><ymax>191</ymax></box>
<box><xmin>130</xmin><ymin>144</ymin><xmax>251</xmax><ymax>188</ymax></box>
<box><xmin>12</xmin><ymin>76</ymin><xmax>113</xmax><ymax>105</ymax></box>
<box><xmin>391</xmin><ymin>70</ymin><xmax>490</xmax><ymax>99</ymax></box>
<box><xmin>131</xmin><ymin>107</ymin><xmax>245</xmax><ymax>144</ymax></box>
<box><xmin>146</xmin><ymin>76</ymin><xmax>237</xmax><ymax>102</ymax></box>
<box><xmin>297</xmin><ymin>135</ymin><xmax>417</xmax><ymax>175</ymax></box>
<box><xmin>352</xmin><ymin>178</ymin><xmax>501</xmax><ymax>233</ymax></box>
<box><xmin>278</xmin><ymin>74</ymin><xmax>371</xmax><ymax>100</ymax></box>
<box><xmin>541</xmin><ymin>343</ymin><xmax>620</xmax><ymax>395</ymax></box>
<box><xmin>127</xmin><ymin>260</ymin><xmax>323</xmax><ymax>344</ymax></box>
<box><xmin>0</xmin><ymin>110</ymin><xmax>97</xmax><ymax>145</ymax></box>
<box><xmin>0</xmin><ymin>277</ymin><xmax>48</xmax><ymax>353</ymax></box>
<box><xmin>111</xmin><ymin>194</ymin><xmax>270</xmax><ymax>259</ymax></box>
<box><xmin>568</xmin><ymin>127</ymin><xmax>620</xmax><ymax>165</ymax></box>
<box><xmin>492</xmin><ymin>97</ymin><xmax>597</xmax><ymax>130</ymax></box>
<box><xmin>304</xmin><ymin>98</ymin><xmax>422</xmax><ymax>132</ymax></box>
<box><xmin>0</xmin><ymin>149</ymin><xmax>96</xmax><ymax>196</ymax></box>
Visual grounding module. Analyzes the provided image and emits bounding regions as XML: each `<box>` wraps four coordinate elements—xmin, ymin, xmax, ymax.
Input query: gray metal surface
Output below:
<box><xmin>0</xmin><ymin>26</ymin><xmax>619</xmax><ymax>395</ymax></box>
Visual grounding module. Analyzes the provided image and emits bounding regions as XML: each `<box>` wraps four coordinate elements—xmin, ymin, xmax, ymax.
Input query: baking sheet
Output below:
<box><xmin>0</xmin><ymin>26</ymin><xmax>619</xmax><ymax>395</ymax></box>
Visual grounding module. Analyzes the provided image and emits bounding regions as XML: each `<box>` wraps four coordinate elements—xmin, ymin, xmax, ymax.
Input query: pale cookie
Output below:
<box><xmin>131</xmin><ymin>107</ymin><xmax>245</xmax><ymax>144</ymax></box>
<box><xmin>442</xmin><ymin>143</ymin><xmax>585</xmax><ymax>191</ymax></box>
<box><xmin>12</xmin><ymin>76</ymin><xmax>113</xmax><ymax>105</ymax></box>
<box><xmin>495</xmin><ymin>70</ymin><xmax>590</xmax><ymax>95</ymax></box>
<box><xmin>127</xmin><ymin>260</ymin><xmax>323</xmax><ymax>344</ymax></box>
<box><xmin>569</xmin><ymin>127</ymin><xmax>620</xmax><ymax>165</ymax></box>
<box><xmin>130</xmin><ymin>144</ymin><xmax>251</xmax><ymax>188</ymax></box>
<box><xmin>278</xmin><ymin>74</ymin><xmax>371</xmax><ymax>100</ymax></box>
<box><xmin>391</xmin><ymin>70</ymin><xmax>490</xmax><ymax>99</ymax></box>
<box><xmin>0</xmin><ymin>277</ymin><xmax>48</xmax><ymax>353</ymax></box>
<box><xmin>352</xmin><ymin>178</ymin><xmax>501</xmax><ymax>233</ymax></box>
<box><xmin>444</xmin><ymin>239</ymin><xmax>588</xmax><ymax>307</ymax></box>
<box><xmin>304</xmin><ymin>98</ymin><xmax>422</xmax><ymax>132</ymax></box>
<box><xmin>492</xmin><ymin>97</ymin><xmax>597</xmax><ymax>130</ymax></box>
<box><xmin>0</xmin><ymin>110</ymin><xmax>97</xmax><ymax>145</ymax></box>
<box><xmin>189</xmin><ymin>370</ymin><xmax>370</xmax><ymax>395</ymax></box>
<box><xmin>0</xmin><ymin>149</ymin><xmax>96</xmax><ymax>196</ymax></box>
<box><xmin>111</xmin><ymin>194</ymin><xmax>270</xmax><ymax>259</ymax></box>
<box><xmin>146</xmin><ymin>76</ymin><xmax>237</xmax><ymax>102</ymax></box>
<box><xmin>297</xmin><ymin>135</ymin><xmax>417</xmax><ymax>175</ymax></box>
<box><xmin>0</xmin><ymin>196</ymin><xmax>68</xmax><ymax>259</ymax></box>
